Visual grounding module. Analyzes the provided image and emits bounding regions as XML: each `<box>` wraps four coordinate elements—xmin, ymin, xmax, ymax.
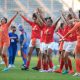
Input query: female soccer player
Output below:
<box><xmin>0</xmin><ymin>12</ymin><xmax>18</xmax><ymax>71</ymax></box>
<box><xmin>18</xmin><ymin>24</ymin><xmax>29</xmax><ymax>70</ymax></box>
<box><xmin>55</xmin><ymin>14</ymin><xmax>77</xmax><ymax>74</ymax></box>
<box><xmin>19</xmin><ymin>13</ymin><xmax>42</xmax><ymax>70</ymax></box>
<box><xmin>63</xmin><ymin>22</ymin><xmax>80</xmax><ymax>76</ymax></box>
<box><xmin>39</xmin><ymin>17</ymin><xmax>61</xmax><ymax>72</ymax></box>
<box><xmin>8</xmin><ymin>25</ymin><xmax>18</xmax><ymax>68</ymax></box>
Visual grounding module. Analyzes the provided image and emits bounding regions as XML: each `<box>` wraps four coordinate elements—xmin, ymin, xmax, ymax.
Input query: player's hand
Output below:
<box><xmin>59</xmin><ymin>38</ymin><xmax>65</xmax><ymax>42</ymax></box>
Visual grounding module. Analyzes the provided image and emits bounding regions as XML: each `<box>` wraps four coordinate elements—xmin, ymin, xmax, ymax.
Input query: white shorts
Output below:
<box><xmin>29</xmin><ymin>39</ymin><xmax>40</xmax><ymax>48</ymax></box>
<box><xmin>40</xmin><ymin>42</ymin><xmax>45</xmax><ymax>53</ymax></box>
<box><xmin>63</xmin><ymin>41</ymin><xmax>69</xmax><ymax>50</ymax></box>
<box><xmin>44</xmin><ymin>42</ymin><xmax>54</xmax><ymax>51</ymax></box>
<box><xmin>63</xmin><ymin>41</ymin><xmax>77</xmax><ymax>52</ymax></box>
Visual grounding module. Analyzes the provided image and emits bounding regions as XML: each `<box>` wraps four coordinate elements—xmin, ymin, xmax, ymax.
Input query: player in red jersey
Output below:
<box><xmin>63</xmin><ymin>21</ymin><xmax>80</xmax><ymax>76</ymax></box>
<box><xmin>20</xmin><ymin>13</ymin><xmax>42</xmax><ymax>70</ymax></box>
<box><xmin>56</xmin><ymin>23</ymin><xmax>64</xmax><ymax>67</ymax></box>
<box><xmin>39</xmin><ymin>17</ymin><xmax>61</xmax><ymax>72</ymax></box>
<box><xmin>55</xmin><ymin>14</ymin><xmax>77</xmax><ymax>74</ymax></box>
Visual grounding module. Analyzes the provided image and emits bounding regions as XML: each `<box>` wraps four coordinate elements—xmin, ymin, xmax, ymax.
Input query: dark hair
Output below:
<box><xmin>60</xmin><ymin>23</ymin><xmax>64</xmax><ymax>28</ymax></box>
<box><xmin>45</xmin><ymin>17</ymin><xmax>53</xmax><ymax>23</ymax></box>
<box><xmin>3</xmin><ymin>17</ymin><xmax>7</xmax><ymax>23</ymax></box>
<box><xmin>32</xmin><ymin>13</ymin><xmax>37</xmax><ymax>19</ymax></box>
<box><xmin>11</xmin><ymin>25</ymin><xmax>16</xmax><ymax>28</ymax></box>
<box><xmin>67</xmin><ymin>14</ymin><xmax>73</xmax><ymax>19</ymax></box>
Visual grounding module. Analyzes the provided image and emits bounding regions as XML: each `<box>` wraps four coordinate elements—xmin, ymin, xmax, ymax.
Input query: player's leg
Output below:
<box><xmin>73</xmin><ymin>54</ymin><xmax>80</xmax><ymax>76</ymax></box>
<box><xmin>2</xmin><ymin>43</ymin><xmax>9</xmax><ymax>71</ymax></box>
<box><xmin>21</xmin><ymin>47</ymin><xmax>28</xmax><ymax>70</ymax></box>
<box><xmin>47</xmin><ymin>48</ymin><xmax>54</xmax><ymax>72</ymax></box>
<box><xmin>8</xmin><ymin>46</ymin><xmax>13</xmax><ymax>68</ymax></box>
<box><xmin>12</xmin><ymin>45</ymin><xmax>17</xmax><ymax>67</ymax></box>
<box><xmin>26</xmin><ymin>47</ymin><xmax>34</xmax><ymax>69</ymax></box>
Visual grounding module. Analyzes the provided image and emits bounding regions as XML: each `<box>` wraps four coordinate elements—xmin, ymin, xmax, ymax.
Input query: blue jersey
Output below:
<box><xmin>20</xmin><ymin>32</ymin><xmax>29</xmax><ymax>48</ymax></box>
<box><xmin>9</xmin><ymin>32</ymin><xmax>18</xmax><ymax>46</ymax></box>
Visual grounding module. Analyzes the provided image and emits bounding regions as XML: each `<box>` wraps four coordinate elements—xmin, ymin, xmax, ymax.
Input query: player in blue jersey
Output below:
<box><xmin>8</xmin><ymin>25</ymin><xmax>18</xmax><ymax>68</ymax></box>
<box><xmin>18</xmin><ymin>24</ymin><xmax>29</xmax><ymax>70</ymax></box>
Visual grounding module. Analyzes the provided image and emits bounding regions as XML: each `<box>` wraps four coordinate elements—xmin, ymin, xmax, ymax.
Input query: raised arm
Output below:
<box><xmin>54</xmin><ymin>17</ymin><xmax>61</xmax><ymax>27</ymax></box>
<box><xmin>69</xmin><ymin>8</ymin><xmax>78</xmax><ymax>19</ymax></box>
<box><xmin>36</xmin><ymin>8</ymin><xmax>47</xmax><ymax>25</ymax></box>
<box><xmin>61</xmin><ymin>10</ymin><xmax>69</xmax><ymax>25</ymax></box>
<box><xmin>20</xmin><ymin>14</ymin><xmax>33</xmax><ymax>25</ymax></box>
<box><xmin>56</xmin><ymin>32</ymin><xmax>64</xmax><ymax>38</ymax></box>
<box><xmin>7</xmin><ymin>12</ymin><xmax>18</xmax><ymax>27</ymax></box>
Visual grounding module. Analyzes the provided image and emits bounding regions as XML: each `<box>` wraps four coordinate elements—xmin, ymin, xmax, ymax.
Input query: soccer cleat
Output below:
<box><xmin>21</xmin><ymin>66</ymin><xmax>29</xmax><ymax>70</ymax></box>
<box><xmin>47</xmin><ymin>68</ymin><xmax>53</xmax><ymax>72</ymax></box>
<box><xmin>2</xmin><ymin>67</ymin><xmax>9</xmax><ymax>72</ymax></box>
<box><xmin>32</xmin><ymin>67</ymin><xmax>40</xmax><ymax>71</ymax></box>
<box><xmin>54</xmin><ymin>69</ymin><xmax>62</xmax><ymax>73</ymax></box>
<box><xmin>73</xmin><ymin>73</ymin><xmax>80</xmax><ymax>77</ymax></box>
<box><xmin>8</xmin><ymin>64</ymin><xmax>12</xmax><ymax>69</ymax></box>
<box><xmin>11</xmin><ymin>65</ymin><xmax>16</xmax><ymax>68</ymax></box>
<box><xmin>39</xmin><ymin>69</ymin><xmax>48</xmax><ymax>72</ymax></box>
<box><xmin>73</xmin><ymin>73</ymin><xmax>78</xmax><ymax>76</ymax></box>
<box><xmin>62</xmin><ymin>70</ymin><xmax>68</xmax><ymax>74</ymax></box>
<box><xmin>68</xmin><ymin>70</ymin><xmax>74</xmax><ymax>74</ymax></box>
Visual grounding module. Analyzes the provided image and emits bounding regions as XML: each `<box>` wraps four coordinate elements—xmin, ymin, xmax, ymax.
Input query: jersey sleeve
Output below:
<box><xmin>20</xmin><ymin>14</ymin><xmax>33</xmax><ymax>26</ymax></box>
<box><xmin>7</xmin><ymin>14</ymin><xmax>17</xmax><ymax>28</ymax></box>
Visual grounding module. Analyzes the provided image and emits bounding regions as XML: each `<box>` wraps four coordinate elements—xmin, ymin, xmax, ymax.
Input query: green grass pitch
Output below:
<box><xmin>0</xmin><ymin>56</ymin><xmax>80</xmax><ymax>80</ymax></box>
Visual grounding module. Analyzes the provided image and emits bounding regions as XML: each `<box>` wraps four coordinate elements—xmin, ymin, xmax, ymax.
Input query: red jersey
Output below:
<box><xmin>40</xmin><ymin>30</ymin><xmax>45</xmax><ymax>42</ymax></box>
<box><xmin>64</xmin><ymin>22</ymin><xmax>80</xmax><ymax>53</ymax></box>
<box><xmin>64</xmin><ymin>25</ymin><xmax>77</xmax><ymax>42</ymax></box>
<box><xmin>58</xmin><ymin>28</ymin><xmax>64</xmax><ymax>36</ymax></box>
<box><xmin>21</xmin><ymin>15</ymin><xmax>41</xmax><ymax>39</ymax></box>
<box><xmin>43</xmin><ymin>25</ymin><xmax>56</xmax><ymax>44</ymax></box>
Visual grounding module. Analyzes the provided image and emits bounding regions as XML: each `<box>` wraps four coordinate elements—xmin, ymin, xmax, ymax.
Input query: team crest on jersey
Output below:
<box><xmin>32</xmin><ymin>25</ymin><xmax>38</xmax><ymax>30</ymax></box>
<box><xmin>45</xmin><ymin>29</ymin><xmax>50</xmax><ymax>34</ymax></box>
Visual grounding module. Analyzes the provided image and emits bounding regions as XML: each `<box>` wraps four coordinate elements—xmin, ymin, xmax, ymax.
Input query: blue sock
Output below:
<box><xmin>22</xmin><ymin>57</ymin><xmax>27</xmax><ymax>65</ymax></box>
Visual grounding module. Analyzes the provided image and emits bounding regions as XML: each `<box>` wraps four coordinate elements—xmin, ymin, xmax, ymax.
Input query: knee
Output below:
<box><xmin>48</xmin><ymin>49</ymin><xmax>52</xmax><ymax>54</ymax></box>
<box><xmin>28</xmin><ymin>52</ymin><xmax>32</xmax><ymax>56</ymax></box>
<box><xmin>2</xmin><ymin>54</ymin><xmax>6</xmax><ymax>58</ymax></box>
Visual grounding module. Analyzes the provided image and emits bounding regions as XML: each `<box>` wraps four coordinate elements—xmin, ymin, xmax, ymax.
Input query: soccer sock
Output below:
<box><xmin>65</xmin><ymin>62</ymin><xmax>68</xmax><ymax>70</ymax></box>
<box><xmin>75</xmin><ymin>59</ymin><xmax>79</xmax><ymax>72</ymax></box>
<box><xmin>36</xmin><ymin>58</ymin><xmax>41</xmax><ymax>69</ymax></box>
<box><xmin>60</xmin><ymin>58</ymin><xmax>64</xmax><ymax>70</ymax></box>
<box><xmin>44</xmin><ymin>62</ymin><xmax>48</xmax><ymax>70</ymax></box>
<box><xmin>2</xmin><ymin>54</ymin><xmax>8</xmax><ymax>67</ymax></box>
<box><xmin>75</xmin><ymin>58</ymin><xmax>80</xmax><ymax>72</ymax></box>
<box><xmin>23</xmin><ymin>57</ymin><xmax>27</xmax><ymax>65</ymax></box>
<box><xmin>68</xmin><ymin>58</ymin><xmax>72</xmax><ymax>70</ymax></box>
<box><xmin>49</xmin><ymin>60</ymin><xmax>54</xmax><ymax>69</ymax></box>
<box><xmin>26</xmin><ymin>61</ymin><xmax>30</xmax><ymax>68</ymax></box>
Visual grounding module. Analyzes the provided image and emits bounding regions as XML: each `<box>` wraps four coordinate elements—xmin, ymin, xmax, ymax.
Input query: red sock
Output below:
<box><xmin>75</xmin><ymin>58</ymin><xmax>80</xmax><ymax>72</ymax></box>
<box><xmin>44</xmin><ymin>62</ymin><xmax>48</xmax><ymax>70</ymax></box>
<box><xmin>65</xmin><ymin>63</ymin><xmax>68</xmax><ymax>70</ymax></box>
<box><xmin>26</xmin><ymin>61</ymin><xmax>30</xmax><ymax>68</ymax></box>
<box><xmin>68</xmin><ymin>58</ymin><xmax>72</xmax><ymax>70</ymax></box>
<box><xmin>37</xmin><ymin>58</ymin><xmax>41</xmax><ymax>69</ymax></box>
<box><xmin>60</xmin><ymin>59</ymin><xmax>64</xmax><ymax>70</ymax></box>
<box><xmin>2</xmin><ymin>54</ymin><xmax>8</xmax><ymax>67</ymax></box>
<box><xmin>49</xmin><ymin>60</ymin><xmax>54</xmax><ymax>68</ymax></box>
